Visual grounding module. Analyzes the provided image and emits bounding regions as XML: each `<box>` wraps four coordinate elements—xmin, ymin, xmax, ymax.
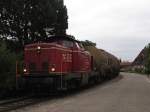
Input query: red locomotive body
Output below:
<box><xmin>18</xmin><ymin>37</ymin><xmax>93</xmax><ymax>89</ymax></box>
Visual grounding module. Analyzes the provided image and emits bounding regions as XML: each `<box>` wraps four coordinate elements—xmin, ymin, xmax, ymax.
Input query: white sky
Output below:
<box><xmin>64</xmin><ymin>0</ymin><xmax>150</xmax><ymax>61</ymax></box>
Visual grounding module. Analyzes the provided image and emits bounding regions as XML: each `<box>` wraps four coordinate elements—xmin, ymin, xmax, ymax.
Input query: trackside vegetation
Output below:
<box><xmin>0</xmin><ymin>41</ymin><xmax>21</xmax><ymax>95</ymax></box>
<box><xmin>144</xmin><ymin>44</ymin><xmax>150</xmax><ymax>74</ymax></box>
<box><xmin>82</xmin><ymin>40</ymin><xmax>120</xmax><ymax>77</ymax></box>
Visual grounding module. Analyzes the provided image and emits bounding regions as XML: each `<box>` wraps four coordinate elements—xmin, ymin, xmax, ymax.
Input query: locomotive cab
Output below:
<box><xmin>23</xmin><ymin>40</ymin><xmax>73</xmax><ymax>76</ymax></box>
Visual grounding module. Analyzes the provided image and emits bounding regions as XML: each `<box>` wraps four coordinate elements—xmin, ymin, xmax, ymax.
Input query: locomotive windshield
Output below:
<box><xmin>62</xmin><ymin>40</ymin><xmax>73</xmax><ymax>48</ymax></box>
<box><xmin>46</xmin><ymin>37</ymin><xmax>74</xmax><ymax>48</ymax></box>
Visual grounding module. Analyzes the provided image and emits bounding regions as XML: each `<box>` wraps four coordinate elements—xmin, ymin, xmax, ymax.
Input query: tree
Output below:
<box><xmin>0</xmin><ymin>41</ymin><xmax>17</xmax><ymax>90</ymax></box>
<box><xmin>81</xmin><ymin>40</ymin><xmax>96</xmax><ymax>47</ymax></box>
<box><xmin>0</xmin><ymin>0</ymin><xmax>68</xmax><ymax>49</ymax></box>
<box><xmin>145</xmin><ymin>43</ymin><xmax>150</xmax><ymax>74</ymax></box>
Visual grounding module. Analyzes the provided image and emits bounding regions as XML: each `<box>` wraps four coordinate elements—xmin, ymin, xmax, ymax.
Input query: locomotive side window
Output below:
<box><xmin>63</xmin><ymin>40</ymin><xmax>73</xmax><ymax>48</ymax></box>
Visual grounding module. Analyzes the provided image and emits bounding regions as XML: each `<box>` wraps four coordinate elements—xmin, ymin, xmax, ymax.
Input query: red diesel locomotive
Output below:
<box><xmin>17</xmin><ymin>36</ymin><xmax>97</xmax><ymax>89</ymax></box>
<box><xmin>17</xmin><ymin>36</ymin><xmax>119</xmax><ymax>90</ymax></box>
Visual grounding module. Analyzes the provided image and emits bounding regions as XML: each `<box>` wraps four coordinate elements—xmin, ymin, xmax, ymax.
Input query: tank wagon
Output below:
<box><xmin>82</xmin><ymin>42</ymin><xmax>120</xmax><ymax>79</ymax></box>
<box><xmin>17</xmin><ymin>36</ymin><xmax>120</xmax><ymax>90</ymax></box>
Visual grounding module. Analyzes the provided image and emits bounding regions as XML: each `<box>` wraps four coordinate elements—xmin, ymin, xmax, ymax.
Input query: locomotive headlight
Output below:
<box><xmin>37</xmin><ymin>46</ymin><xmax>41</xmax><ymax>50</ymax></box>
<box><xmin>23</xmin><ymin>68</ymin><xmax>27</xmax><ymax>73</ymax></box>
<box><xmin>37</xmin><ymin>46</ymin><xmax>41</xmax><ymax>54</ymax></box>
<box><xmin>51</xmin><ymin>68</ymin><xmax>55</xmax><ymax>72</ymax></box>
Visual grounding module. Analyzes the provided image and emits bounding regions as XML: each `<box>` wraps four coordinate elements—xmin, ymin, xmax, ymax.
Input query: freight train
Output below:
<box><xmin>16</xmin><ymin>36</ymin><xmax>120</xmax><ymax>90</ymax></box>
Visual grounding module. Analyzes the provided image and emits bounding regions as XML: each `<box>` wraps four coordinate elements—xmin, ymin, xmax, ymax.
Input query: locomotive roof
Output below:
<box><xmin>46</xmin><ymin>35</ymin><xmax>80</xmax><ymax>43</ymax></box>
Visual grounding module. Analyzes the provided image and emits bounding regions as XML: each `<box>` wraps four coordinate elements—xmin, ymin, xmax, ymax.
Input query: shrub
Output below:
<box><xmin>145</xmin><ymin>44</ymin><xmax>150</xmax><ymax>74</ymax></box>
<box><xmin>145</xmin><ymin>56</ymin><xmax>150</xmax><ymax>74</ymax></box>
<box><xmin>0</xmin><ymin>41</ymin><xmax>18</xmax><ymax>90</ymax></box>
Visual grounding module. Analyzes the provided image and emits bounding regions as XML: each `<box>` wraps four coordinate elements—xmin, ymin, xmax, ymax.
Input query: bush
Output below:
<box><xmin>134</xmin><ymin>68</ymin><xmax>144</xmax><ymax>74</ymax></box>
<box><xmin>83</xmin><ymin>43</ymin><xmax>120</xmax><ymax>76</ymax></box>
<box><xmin>145</xmin><ymin>44</ymin><xmax>150</xmax><ymax>74</ymax></box>
<box><xmin>0</xmin><ymin>41</ymin><xmax>19</xmax><ymax>91</ymax></box>
<box><xmin>145</xmin><ymin>57</ymin><xmax>150</xmax><ymax>74</ymax></box>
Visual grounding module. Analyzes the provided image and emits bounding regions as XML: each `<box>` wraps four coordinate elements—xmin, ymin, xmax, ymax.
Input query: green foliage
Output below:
<box><xmin>0</xmin><ymin>0</ymin><xmax>68</xmax><ymax>48</ymax></box>
<box><xmin>81</xmin><ymin>40</ymin><xmax>96</xmax><ymax>47</ymax></box>
<box><xmin>134</xmin><ymin>67</ymin><xmax>145</xmax><ymax>74</ymax></box>
<box><xmin>145</xmin><ymin>43</ymin><xmax>150</xmax><ymax>74</ymax></box>
<box><xmin>82</xmin><ymin>39</ymin><xmax>119</xmax><ymax>76</ymax></box>
<box><xmin>0</xmin><ymin>41</ymin><xmax>19</xmax><ymax>90</ymax></box>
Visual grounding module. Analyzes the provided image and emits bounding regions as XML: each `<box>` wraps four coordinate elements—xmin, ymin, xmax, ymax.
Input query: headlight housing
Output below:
<box><xmin>23</xmin><ymin>68</ymin><xmax>27</xmax><ymax>73</ymax></box>
<box><xmin>51</xmin><ymin>68</ymin><xmax>55</xmax><ymax>72</ymax></box>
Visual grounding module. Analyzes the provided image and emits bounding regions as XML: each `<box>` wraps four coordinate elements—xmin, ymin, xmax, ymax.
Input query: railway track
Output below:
<box><xmin>0</xmin><ymin>76</ymin><xmax>122</xmax><ymax>112</ymax></box>
<box><xmin>0</xmin><ymin>95</ymin><xmax>49</xmax><ymax>112</ymax></box>
<box><xmin>0</xmin><ymin>91</ymin><xmax>64</xmax><ymax>112</ymax></box>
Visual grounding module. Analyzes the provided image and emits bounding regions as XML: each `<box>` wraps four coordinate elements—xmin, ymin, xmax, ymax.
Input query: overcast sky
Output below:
<box><xmin>64</xmin><ymin>0</ymin><xmax>150</xmax><ymax>61</ymax></box>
